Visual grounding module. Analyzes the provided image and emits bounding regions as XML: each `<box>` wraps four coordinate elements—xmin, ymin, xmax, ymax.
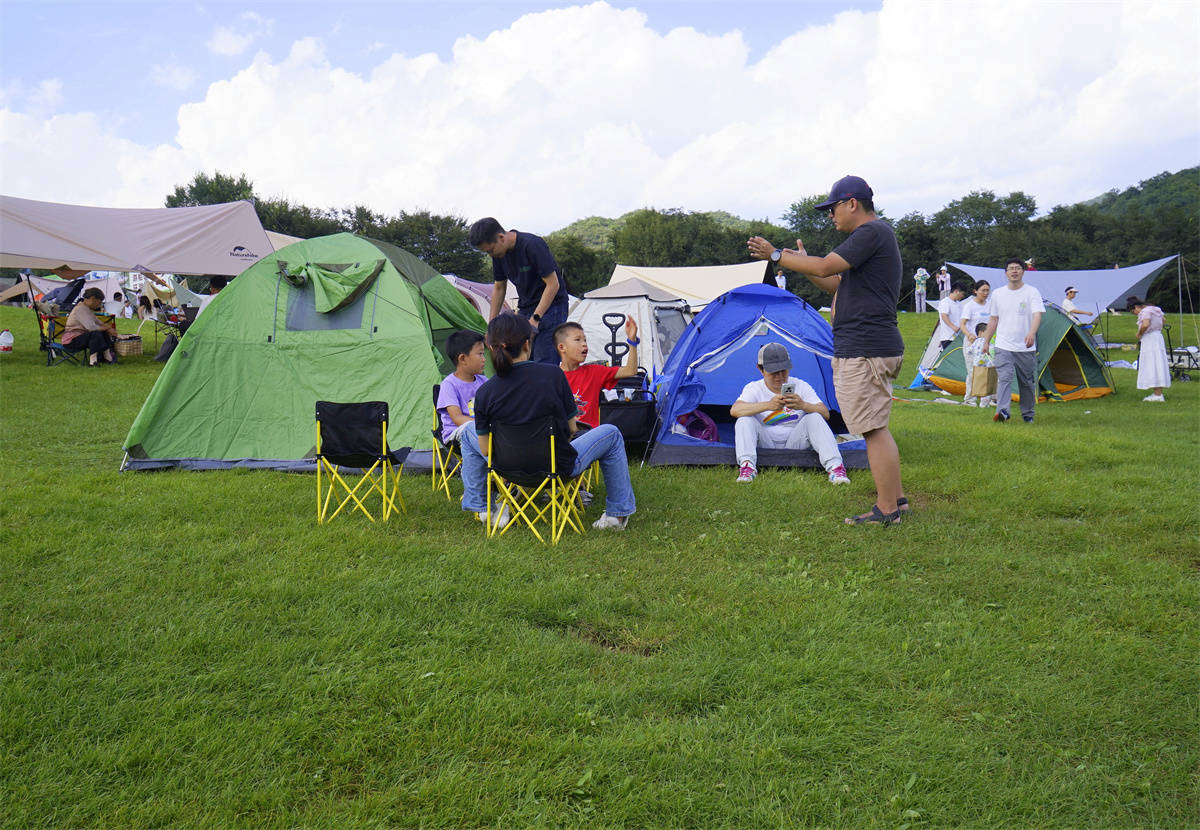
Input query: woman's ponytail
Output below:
<box><xmin>485</xmin><ymin>313</ymin><xmax>532</xmax><ymax>376</ymax></box>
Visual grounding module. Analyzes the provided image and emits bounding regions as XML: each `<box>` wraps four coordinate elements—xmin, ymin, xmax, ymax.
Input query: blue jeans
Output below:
<box><xmin>525</xmin><ymin>302</ymin><xmax>567</xmax><ymax>365</ymax></box>
<box><xmin>459</xmin><ymin>422</ymin><xmax>636</xmax><ymax>517</ymax></box>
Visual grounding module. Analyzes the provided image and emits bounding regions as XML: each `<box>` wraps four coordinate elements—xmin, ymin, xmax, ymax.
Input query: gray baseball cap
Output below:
<box><xmin>757</xmin><ymin>342</ymin><xmax>792</xmax><ymax>372</ymax></box>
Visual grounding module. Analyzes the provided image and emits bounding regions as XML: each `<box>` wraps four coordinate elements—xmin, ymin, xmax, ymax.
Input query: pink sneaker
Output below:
<box><xmin>828</xmin><ymin>464</ymin><xmax>850</xmax><ymax>485</ymax></box>
<box><xmin>736</xmin><ymin>461</ymin><xmax>757</xmax><ymax>483</ymax></box>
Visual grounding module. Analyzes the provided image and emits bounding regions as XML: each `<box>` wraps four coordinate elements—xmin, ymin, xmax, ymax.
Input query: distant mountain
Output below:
<box><xmin>1080</xmin><ymin>166</ymin><xmax>1199</xmax><ymax>215</ymax></box>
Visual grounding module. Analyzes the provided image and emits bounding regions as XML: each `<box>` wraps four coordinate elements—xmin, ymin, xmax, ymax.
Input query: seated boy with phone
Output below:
<box><xmin>730</xmin><ymin>342</ymin><xmax>850</xmax><ymax>485</ymax></box>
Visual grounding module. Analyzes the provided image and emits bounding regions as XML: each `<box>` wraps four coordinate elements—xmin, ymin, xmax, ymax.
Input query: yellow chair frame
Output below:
<box><xmin>431</xmin><ymin>384</ymin><xmax>463</xmax><ymax>500</ymax></box>
<box><xmin>484</xmin><ymin>420</ymin><xmax>585</xmax><ymax>545</ymax></box>
<box><xmin>315</xmin><ymin>401</ymin><xmax>407</xmax><ymax>524</ymax></box>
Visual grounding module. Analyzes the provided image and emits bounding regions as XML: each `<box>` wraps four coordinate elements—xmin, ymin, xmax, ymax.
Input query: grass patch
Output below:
<box><xmin>1</xmin><ymin>305</ymin><xmax>1196</xmax><ymax>828</ymax></box>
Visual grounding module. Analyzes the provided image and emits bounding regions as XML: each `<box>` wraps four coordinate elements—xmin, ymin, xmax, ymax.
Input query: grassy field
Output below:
<box><xmin>1</xmin><ymin>304</ymin><xmax>1196</xmax><ymax>828</ymax></box>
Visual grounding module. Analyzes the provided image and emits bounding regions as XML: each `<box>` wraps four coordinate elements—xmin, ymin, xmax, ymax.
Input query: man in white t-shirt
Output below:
<box><xmin>934</xmin><ymin>284</ymin><xmax>968</xmax><ymax>349</ymax></box>
<box><xmin>1061</xmin><ymin>286</ymin><xmax>1094</xmax><ymax>326</ymax></box>
<box><xmin>980</xmin><ymin>258</ymin><xmax>1044</xmax><ymax>423</ymax></box>
<box><xmin>729</xmin><ymin>342</ymin><xmax>849</xmax><ymax>485</ymax></box>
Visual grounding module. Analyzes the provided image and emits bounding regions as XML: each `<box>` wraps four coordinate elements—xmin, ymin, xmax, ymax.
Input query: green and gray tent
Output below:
<box><xmin>123</xmin><ymin>233</ymin><xmax>485</xmax><ymax>470</ymax></box>
<box><xmin>927</xmin><ymin>304</ymin><xmax>1114</xmax><ymax>401</ymax></box>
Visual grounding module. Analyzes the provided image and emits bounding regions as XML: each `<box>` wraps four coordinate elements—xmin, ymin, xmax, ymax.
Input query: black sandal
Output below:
<box><xmin>897</xmin><ymin>497</ymin><xmax>911</xmax><ymax>513</ymax></box>
<box><xmin>845</xmin><ymin>504</ymin><xmax>902</xmax><ymax>525</ymax></box>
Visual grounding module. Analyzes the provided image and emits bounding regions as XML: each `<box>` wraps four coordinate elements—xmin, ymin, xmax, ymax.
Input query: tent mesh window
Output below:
<box><xmin>282</xmin><ymin>262</ymin><xmax>372</xmax><ymax>331</ymax></box>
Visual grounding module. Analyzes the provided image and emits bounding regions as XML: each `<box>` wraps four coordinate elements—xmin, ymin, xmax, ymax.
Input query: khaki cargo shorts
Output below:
<box><xmin>832</xmin><ymin>355</ymin><xmax>903</xmax><ymax>435</ymax></box>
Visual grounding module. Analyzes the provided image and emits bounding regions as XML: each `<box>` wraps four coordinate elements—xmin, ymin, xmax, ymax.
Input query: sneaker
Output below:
<box><xmin>736</xmin><ymin>462</ymin><xmax>757</xmax><ymax>483</ymax></box>
<box><xmin>592</xmin><ymin>513</ymin><xmax>628</xmax><ymax>531</ymax></box>
<box><xmin>828</xmin><ymin>464</ymin><xmax>850</xmax><ymax>485</ymax></box>
<box><xmin>476</xmin><ymin>502</ymin><xmax>511</xmax><ymax>530</ymax></box>
<box><xmin>579</xmin><ymin>489</ymin><xmax>594</xmax><ymax>507</ymax></box>
<box><xmin>993</xmin><ymin>411</ymin><xmax>1010</xmax><ymax>423</ymax></box>
<box><xmin>1023</xmin><ymin>415</ymin><xmax>1034</xmax><ymax>423</ymax></box>
<box><xmin>1143</xmin><ymin>394</ymin><xmax>1165</xmax><ymax>402</ymax></box>
<box><xmin>963</xmin><ymin>397</ymin><xmax>977</xmax><ymax>407</ymax></box>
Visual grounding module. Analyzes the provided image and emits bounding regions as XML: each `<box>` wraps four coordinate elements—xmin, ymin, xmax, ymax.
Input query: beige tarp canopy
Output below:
<box><xmin>0</xmin><ymin>195</ymin><xmax>278</xmax><ymax>276</ymax></box>
<box><xmin>607</xmin><ymin>261</ymin><xmax>773</xmax><ymax>308</ymax></box>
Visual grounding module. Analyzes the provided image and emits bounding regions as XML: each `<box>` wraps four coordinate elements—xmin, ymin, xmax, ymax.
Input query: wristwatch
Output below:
<box><xmin>531</xmin><ymin>313</ymin><xmax>542</xmax><ymax>323</ymax></box>
<box><xmin>769</xmin><ymin>249</ymin><xmax>782</xmax><ymax>263</ymax></box>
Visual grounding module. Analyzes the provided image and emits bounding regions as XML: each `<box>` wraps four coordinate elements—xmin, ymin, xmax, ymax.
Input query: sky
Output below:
<box><xmin>1</xmin><ymin>0</ymin><xmax>1197</xmax><ymax>235</ymax></box>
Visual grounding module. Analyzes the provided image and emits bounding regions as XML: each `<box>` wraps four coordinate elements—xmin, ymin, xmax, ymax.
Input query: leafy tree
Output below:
<box><xmin>255</xmin><ymin>197</ymin><xmax>345</xmax><ymax>239</ymax></box>
<box><xmin>371</xmin><ymin>211</ymin><xmax>487</xmax><ymax>281</ymax></box>
<box><xmin>545</xmin><ymin>233</ymin><xmax>616</xmax><ymax>296</ymax></box>
<box><xmin>165</xmin><ymin>171</ymin><xmax>255</xmax><ymax>207</ymax></box>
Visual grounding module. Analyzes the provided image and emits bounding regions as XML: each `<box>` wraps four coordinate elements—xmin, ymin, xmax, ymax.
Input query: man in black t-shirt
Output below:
<box><xmin>469</xmin><ymin>217</ymin><xmax>570</xmax><ymax>364</ymax></box>
<box><xmin>748</xmin><ymin>174</ymin><xmax>908</xmax><ymax>525</ymax></box>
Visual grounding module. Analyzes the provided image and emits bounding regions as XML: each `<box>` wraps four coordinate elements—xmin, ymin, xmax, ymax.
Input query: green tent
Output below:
<box><xmin>927</xmin><ymin>304</ymin><xmax>1114</xmax><ymax>401</ymax></box>
<box><xmin>123</xmin><ymin>233</ymin><xmax>485</xmax><ymax>470</ymax></box>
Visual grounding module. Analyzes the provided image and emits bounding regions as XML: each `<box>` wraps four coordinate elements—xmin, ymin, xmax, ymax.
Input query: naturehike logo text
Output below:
<box><xmin>230</xmin><ymin>245</ymin><xmax>257</xmax><ymax>259</ymax></box>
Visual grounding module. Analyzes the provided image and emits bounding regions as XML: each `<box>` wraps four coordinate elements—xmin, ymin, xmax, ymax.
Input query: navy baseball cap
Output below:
<box><xmin>814</xmin><ymin>175</ymin><xmax>874</xmax><ymax>211</ymax></box>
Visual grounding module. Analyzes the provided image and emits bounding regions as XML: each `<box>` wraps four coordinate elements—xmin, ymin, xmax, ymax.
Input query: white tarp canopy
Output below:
<box><xmin>607</xmin><ymin>261</ymin><xmax>773</xmax><ymax>309</ymax></box>
<box><xmin>948</xmin><ymin>255</ymin><xmax>1178</xmax><ymax>316</ymax></box>
<box><xmin>568</xmin><ymin>278</ymin><xmax>693</xmax><ymax>376</ymax></box>
<box><xmin>0</xmin><ymin>195</ymin><xmax>277</xmax><ymax>276</ymax></box>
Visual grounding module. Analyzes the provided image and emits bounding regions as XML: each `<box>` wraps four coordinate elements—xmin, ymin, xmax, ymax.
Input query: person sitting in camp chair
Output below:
<box><xmin>61</xmin><ymin>287</ymin><xmax>119</xmax><ymax>366</ymax></box>
<box><xmin>730</xmin><ymin>342</ymin><xmax>850</xmax><ymax>485</ymax></box>
<box><xmin>554</xmin><ymin>319</ymin><xmax>640</xmax><ymax>429</ymax></box>
<box><xmin>459</xmin><ymin>313</ymin><xmax>636</xmax><ymax>530</ymax></box>
<box><xmin>437</xmin><ymin>330</ymin><xmax>488</xmax><ymax>443</ymax></box>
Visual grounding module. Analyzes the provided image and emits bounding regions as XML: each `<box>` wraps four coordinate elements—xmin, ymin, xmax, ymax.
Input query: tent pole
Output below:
<box><xmin>1178</xmin><ymin>255</ymin><xmax>1185</xmax><ymax>347</ymax></box>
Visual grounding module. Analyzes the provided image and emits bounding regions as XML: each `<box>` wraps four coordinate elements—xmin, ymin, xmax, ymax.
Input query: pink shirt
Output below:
<box><xmin>1138</xmin><ymin>305</ymin><xmax>1163</xmax><ymax>333</ymax></box>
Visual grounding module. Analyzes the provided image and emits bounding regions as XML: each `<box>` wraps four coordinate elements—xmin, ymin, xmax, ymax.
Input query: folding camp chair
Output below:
<box><xmin>315</xmin><ymin>400</ymin><xmax>410</xmax><ymax>524</ymax></box>
<box><xmin>35</xmin><ymin>310</ymin><xmax>86</xmax><ymax>367</ymax></box>
<box><xmin>485</xmin><ymin>416</ymin><xmax>586</xmax><ymax>544</ymax></box>
<box><xmin>430</xmin><ymin>384</ymin><xmax>463</xmax><ymax>500</ymax></box>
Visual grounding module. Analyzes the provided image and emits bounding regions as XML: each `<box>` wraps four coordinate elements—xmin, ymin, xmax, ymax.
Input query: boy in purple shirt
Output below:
<box><xmin>437</xmin><ymin>330</ymin><xmax>488</xmax><ymax>442</ymax></box>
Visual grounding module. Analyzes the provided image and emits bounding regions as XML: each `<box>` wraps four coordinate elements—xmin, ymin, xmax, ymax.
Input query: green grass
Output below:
<box><xmin>1</xmin><ymin>305</ymin><xmax>1196</xmax><ymax>828</ymax></box>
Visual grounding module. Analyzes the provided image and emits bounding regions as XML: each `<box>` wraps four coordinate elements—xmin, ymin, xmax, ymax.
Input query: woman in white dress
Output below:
<box><xmin>1126</xmin><ymin>295</ymin><xmax>1170</xmax><ymax>401</ymax></box>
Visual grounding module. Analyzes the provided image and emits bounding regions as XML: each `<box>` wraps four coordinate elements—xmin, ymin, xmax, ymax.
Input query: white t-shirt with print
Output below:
<box><xmin>990</xmin><ymin>283</ymin><xmax>1044</xmax><ymax>352</ymax></box>
<box><xmin>736</xmin><ymin>377</ymin><xmax>824</xmax><ymax>444</ymax></box>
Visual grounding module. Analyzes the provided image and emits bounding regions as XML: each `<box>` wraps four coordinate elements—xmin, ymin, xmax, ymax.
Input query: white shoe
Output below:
<box><xmin>592</xmin><ymin>513</ymin><xmax>629</xmax><ymax>531</ymax></box>
<box><xmin>963</xmin><ymin>397</ymin><xmax>977</xmax><ymax>407</ymax></box>
<box><xmin>827</xmin><ymin>464</ymin><xmax>850</xmax><ymax>485</ymax></box>
<box><xmin>736</xmin><ymin>461</ymin><xmax>757</xmax><ymax>483</ymax></box>
<box><xmin>1143</xmin><ymin>394</ymin><xmax>1165</xmax><ymax>402</ymax></box>
<box><xmin>476</xmin><ymin>502</ymin><xmax>511</xmax><ymax>530</ymax></box>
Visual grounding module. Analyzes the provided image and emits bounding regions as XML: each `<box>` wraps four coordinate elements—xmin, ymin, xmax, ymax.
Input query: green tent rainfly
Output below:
<box><xmin>926</xmin><ymin>305</ymin><xmax>1114</xmax><ymax>402</ymax></box>
<box><xmin>122</xmin><ymin>233</ymin><xmax>486</xmax><ymax>470</ymax></box>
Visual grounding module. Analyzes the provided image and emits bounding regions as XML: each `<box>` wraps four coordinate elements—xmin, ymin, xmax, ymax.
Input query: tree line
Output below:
<box><xmin>160</xmin><ymin>166</ymin><xmax>1198</xmax><ymax>312</ymax></box>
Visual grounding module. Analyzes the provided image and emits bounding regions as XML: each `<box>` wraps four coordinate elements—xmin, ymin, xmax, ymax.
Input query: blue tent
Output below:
<box><xmin>648</xmin><ymin>284</ymin><xmax>867</xmax><ymax>468</ymax></box>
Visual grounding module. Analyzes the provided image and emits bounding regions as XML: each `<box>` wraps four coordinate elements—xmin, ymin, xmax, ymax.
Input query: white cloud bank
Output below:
<box><xmin>1</xmin><ymin>0</ymin><xmax>1196</xmax><ymax>233</ymax></box>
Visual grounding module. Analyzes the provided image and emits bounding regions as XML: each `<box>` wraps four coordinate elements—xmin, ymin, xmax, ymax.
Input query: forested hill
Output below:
<box><xmin>1084</xmin><ymin>166</ymin><xmax>1198</xmax><ymax>216</ymax></box>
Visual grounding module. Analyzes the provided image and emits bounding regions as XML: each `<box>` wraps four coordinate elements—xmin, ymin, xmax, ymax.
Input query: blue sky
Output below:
<box><xmin>1</xmin><ymin>0</ymin><xmax>1197</xmax><ymax>233</ymax></box>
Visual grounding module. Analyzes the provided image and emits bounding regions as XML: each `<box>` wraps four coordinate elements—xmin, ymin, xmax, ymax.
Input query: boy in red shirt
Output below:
<box><xmin>553</xmin><ymin>318</ymin><xmax>640</xmax><ymax>428</ymax></box>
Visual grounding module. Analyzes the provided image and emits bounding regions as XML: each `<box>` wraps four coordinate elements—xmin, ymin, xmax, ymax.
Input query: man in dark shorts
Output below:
<box><xmin>469</xmin><ymin>217</ymin><xmax>570</xmax><ymax>365</ymax></box>
<box><xmin>748</xmin><ymin>174</ymin><xmax>908</xmax><ymax>524</ymax></box>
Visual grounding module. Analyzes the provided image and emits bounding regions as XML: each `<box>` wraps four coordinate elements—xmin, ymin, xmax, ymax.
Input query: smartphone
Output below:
<box><xmin>780</xmin><ymin>382</ymin><xmax>796</xmax><ymax>396</ymax></box>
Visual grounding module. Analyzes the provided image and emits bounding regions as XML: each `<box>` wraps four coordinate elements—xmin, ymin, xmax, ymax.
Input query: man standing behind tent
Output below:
<box><xmin>747</xmin><ymin>174</ymin><xmax>908</xmax><ymax>525</ymax></box>
<box><xmin>469</xmin><ymin>217</ymin><xmax>569</xmax><ymax>365</ymax></box>
<box><xmin>980</xmin><ymin>258</ymin><xmax>1044</xmax><ymax>423</ymax></box>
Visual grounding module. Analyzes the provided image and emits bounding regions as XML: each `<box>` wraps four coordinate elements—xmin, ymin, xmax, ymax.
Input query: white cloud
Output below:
<box><xmin>207</xmin><ymin>11</ymin><xmax>272</xmax><ymax>57</ymax></box>
<box><xmin>151</xmin><ymin>63</ymin><xmax>197</xmax><ymax>92</ymax></box>
<box><xmin>2</xmin><ymin>1</ymin><xmax>1196</xmax><ymax>232</ymax></box>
